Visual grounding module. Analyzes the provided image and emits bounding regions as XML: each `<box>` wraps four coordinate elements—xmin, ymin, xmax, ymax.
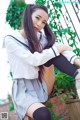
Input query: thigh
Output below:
<box><xmin>27</xmin><ymin>102</ymin><xmax>45</xmax><ymax>118</ymax></box>
<box><xmin>24</xmin><ymin>116</ymin><xmax>32</xmax><ymax>120</ymax></box>
<box><xmin>43</xmin><ymin>65</ymin><xmax>55</xmax><ymax>95</ymax></box>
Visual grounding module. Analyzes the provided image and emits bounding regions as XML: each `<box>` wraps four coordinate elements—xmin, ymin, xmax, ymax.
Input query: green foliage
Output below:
<box><xmin>73</xmin><ymin>48</ymin><xmax>80</xmax><ymax>56</ymax></box>
<box><xmin>45</xmin><ymin>101</ymin><xmax>62</xmax><ymax>120</ymax></box>
<box><xmin>6</xmin><ymin>0</ymin><xmax>27</xmax><ymax>29</ymax></box>
<box><xmin>55</xmin><ymin>72</ymin><xmax>75</xmax><ymax>91</ymax></box>
<box><xmin>35</xmin><ymin>0</ymin><xmax>79</xmax><ymax>103</ymax></box>
<box><xmin>9</xmin><ymin>103</ymin><xmax>14</xmax><ymax>111</ymax></box>
<box><xmin>10</xmin><ymin>71</ymin><xmax>13</xmax><ymax>80</ymax></box>
<box><xmin>35</xmin><ymin>0</ymin><xmax>45</xmax><ymax>4</ymax></box>
<box><xmin>50</xmin><ymin>68</ymin><xmax>77</xmax><ymax>102</ymax></box>
<box><xmin>35</xmin><ymin>0</ymin><xmax>80</xmax><ymax>56</ymax></box>
<box><xmin>8</xmin><ymin>94</ymin><xmax>12</xmax><ymax>103</ymax></box>
<box><xmin>8</xmin><ymin>94</ymin><xmax>14</xmax><ymax>111</ymax></box>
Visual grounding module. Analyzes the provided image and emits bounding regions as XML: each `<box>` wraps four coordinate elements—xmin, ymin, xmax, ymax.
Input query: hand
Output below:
<box><xmin>74</xmin><ymin>58</ymin><xmax>80</xmax><ymax>67</ymax></box>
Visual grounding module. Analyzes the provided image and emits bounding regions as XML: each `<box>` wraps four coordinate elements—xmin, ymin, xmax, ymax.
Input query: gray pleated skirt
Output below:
<box><xmin>12</xmin><ymin>78</ymin><xmax>48</xmax><ymax>120</ymax></box>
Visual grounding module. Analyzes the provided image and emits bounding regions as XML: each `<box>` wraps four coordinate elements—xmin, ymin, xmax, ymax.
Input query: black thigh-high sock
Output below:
<box><xmin>33</xmin><ymin>107</ymin><xmax>51</xmax><ymax>120</ymax></box>
<box><xmin>44</xmin><ymin>54</ymin><xmax>78</xmax><ymax>77</ymax></box>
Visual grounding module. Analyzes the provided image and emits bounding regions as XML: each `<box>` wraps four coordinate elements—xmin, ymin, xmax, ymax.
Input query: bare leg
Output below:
<box><xmin>43</xmin><ymin>65</ymin><xmax>55</xmax><ymax>95</ymax></box>
<box><xmin>24</xmin><ymin>116</ymin><xmax>32</xmax><ymax>120</ymax></box>
<box><xmin>27</xmin><ymin>102</ymin><xmax>45</xmax><ymax>118</ymax></box>
<box><xmin>44</xmin><ymin>54</ymin><xmax>80</xmax><ymax>99</ymax></box>
<box><xmin>26</xmin><ymin>102</ymin><xmax>51</xmax><ymax>120</ymax></box>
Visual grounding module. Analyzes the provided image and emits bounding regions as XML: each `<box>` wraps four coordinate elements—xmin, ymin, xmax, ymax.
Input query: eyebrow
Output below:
<box><xmin>37</xmin><ymin>15</ymin><xmax>47</xmax><ymax>23</ymax></box>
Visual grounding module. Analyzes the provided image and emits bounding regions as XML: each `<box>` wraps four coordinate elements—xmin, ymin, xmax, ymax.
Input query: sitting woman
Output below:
<box><xmin>4</xmin><ymin>4</ymin><xmax>80</xmax><ymax>120</ymax></box>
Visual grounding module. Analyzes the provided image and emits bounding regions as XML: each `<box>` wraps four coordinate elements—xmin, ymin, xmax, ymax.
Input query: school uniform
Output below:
<box><xmin>3</xmin><ymin>30</ymin><xmax>78</xmax><ymax>120</ymax></box>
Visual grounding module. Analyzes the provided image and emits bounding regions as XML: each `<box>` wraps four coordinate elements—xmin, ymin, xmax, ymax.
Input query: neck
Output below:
<box><xmin>19</xmin><ymin>29</ymin><xmax>26</xmax><ymax>38</ymax></box>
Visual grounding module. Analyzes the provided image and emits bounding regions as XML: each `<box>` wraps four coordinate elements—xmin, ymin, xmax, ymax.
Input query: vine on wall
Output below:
<box><xmin>35</xmin><ymin>0</ymin><xmax>80</xmax><ymax>56</ymax></box>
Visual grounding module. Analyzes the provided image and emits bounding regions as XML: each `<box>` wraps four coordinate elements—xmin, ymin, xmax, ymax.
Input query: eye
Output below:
<box><xmin>42</xmin><ymin>22</ymin><xmax>46</xmax><ymax>25</ymax></box>
<box><xmin>35</xmin><ymin>17</ymin><xmax>40</xmax><ymax>20</ymax></box>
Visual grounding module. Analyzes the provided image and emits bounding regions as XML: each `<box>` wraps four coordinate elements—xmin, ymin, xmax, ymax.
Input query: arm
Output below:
<box><xmin>5</xmin><ymin>36</ymin><xmax>59</xmax><ymax>67</ymax></box>
<box><xmin>5</xmin><ymin>36</ymin><xmax>72</xmax><ymax>67</ymax></box>
<box><xmin>55</xmin><ymin>42</ymin><xmax>80</xmax><ymax>66</ymax></box>
<box><xmin>62</xmin><ymin>51</ymin><xmax>80</xmax><ymax>66</ymax></box>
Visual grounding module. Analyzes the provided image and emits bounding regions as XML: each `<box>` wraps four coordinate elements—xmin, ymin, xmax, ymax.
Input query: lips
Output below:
<box><xmin>34</xmin><ymin>27</ymin><xmax>39</xmax><ymax>31</ymax></box>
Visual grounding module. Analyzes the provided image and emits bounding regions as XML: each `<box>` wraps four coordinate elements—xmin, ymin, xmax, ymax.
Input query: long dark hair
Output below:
<box><xmin>22</xmin><ymin>4</ymin><xmax>56</xmax><ymax>82</ymax></box>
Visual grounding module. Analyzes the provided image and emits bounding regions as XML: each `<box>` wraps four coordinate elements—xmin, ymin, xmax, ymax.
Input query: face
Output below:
<box><xmin>32</xmin><ymin>9</ymin><xmax>48</xmax><ymax>32</ymax></box>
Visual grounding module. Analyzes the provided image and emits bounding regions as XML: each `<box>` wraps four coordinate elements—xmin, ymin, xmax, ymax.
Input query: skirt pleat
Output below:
<box><xmin>12</xmin><ymin>78</ymin><xmax>48</xmax><ymax>120</ymax></box>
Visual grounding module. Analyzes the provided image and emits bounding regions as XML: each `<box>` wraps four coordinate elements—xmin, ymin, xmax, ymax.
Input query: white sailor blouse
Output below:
<box><xmin>4</xmin><ymin>30</ymin><xmax>78</xmax><ymax>80</ymax></box>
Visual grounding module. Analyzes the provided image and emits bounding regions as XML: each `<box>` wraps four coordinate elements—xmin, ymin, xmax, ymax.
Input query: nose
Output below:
<box><xmin>37</xmin><ymin>21</ymin><xmax>42</xmax><ymax>27</ymax></box>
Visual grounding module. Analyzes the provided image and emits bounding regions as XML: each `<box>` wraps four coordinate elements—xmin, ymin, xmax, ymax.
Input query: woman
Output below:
<box><xmin>4</xmin><ymin>4</ymin><xmax>80</xmax><ymax>120</ymax></box>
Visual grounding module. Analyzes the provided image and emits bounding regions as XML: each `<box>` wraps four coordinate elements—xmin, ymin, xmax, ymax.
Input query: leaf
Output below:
<box><xmin>10</xmin><ymin>71</ymin><xmax>13</xmax><ymax>77</ymax></box>
<box><xmin>57</xmin><ymin>14</ymin><xmax>60</xmax><ymax>19</ymax></box>
<box><xmin>9</xmin><ymin>104</ymin><xmax>14</xmax><ymax>111</ymax></box>
<box><xmin>56</xmin><ymin>115</ymin><xmax>62</xmax><ymax>119</ymax></box>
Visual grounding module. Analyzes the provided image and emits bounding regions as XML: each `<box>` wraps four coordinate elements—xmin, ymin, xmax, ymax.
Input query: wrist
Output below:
<box><xmin>56</xmin><ymin>45</ymin><xmax>64</xmax><ymax>53</ymax></box>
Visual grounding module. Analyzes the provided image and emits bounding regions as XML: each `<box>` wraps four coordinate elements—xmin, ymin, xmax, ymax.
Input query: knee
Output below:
<box><xmin>33</xmin><ymin>107</ymin><xmax>51</xmax><ymax>120</ymax></box>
